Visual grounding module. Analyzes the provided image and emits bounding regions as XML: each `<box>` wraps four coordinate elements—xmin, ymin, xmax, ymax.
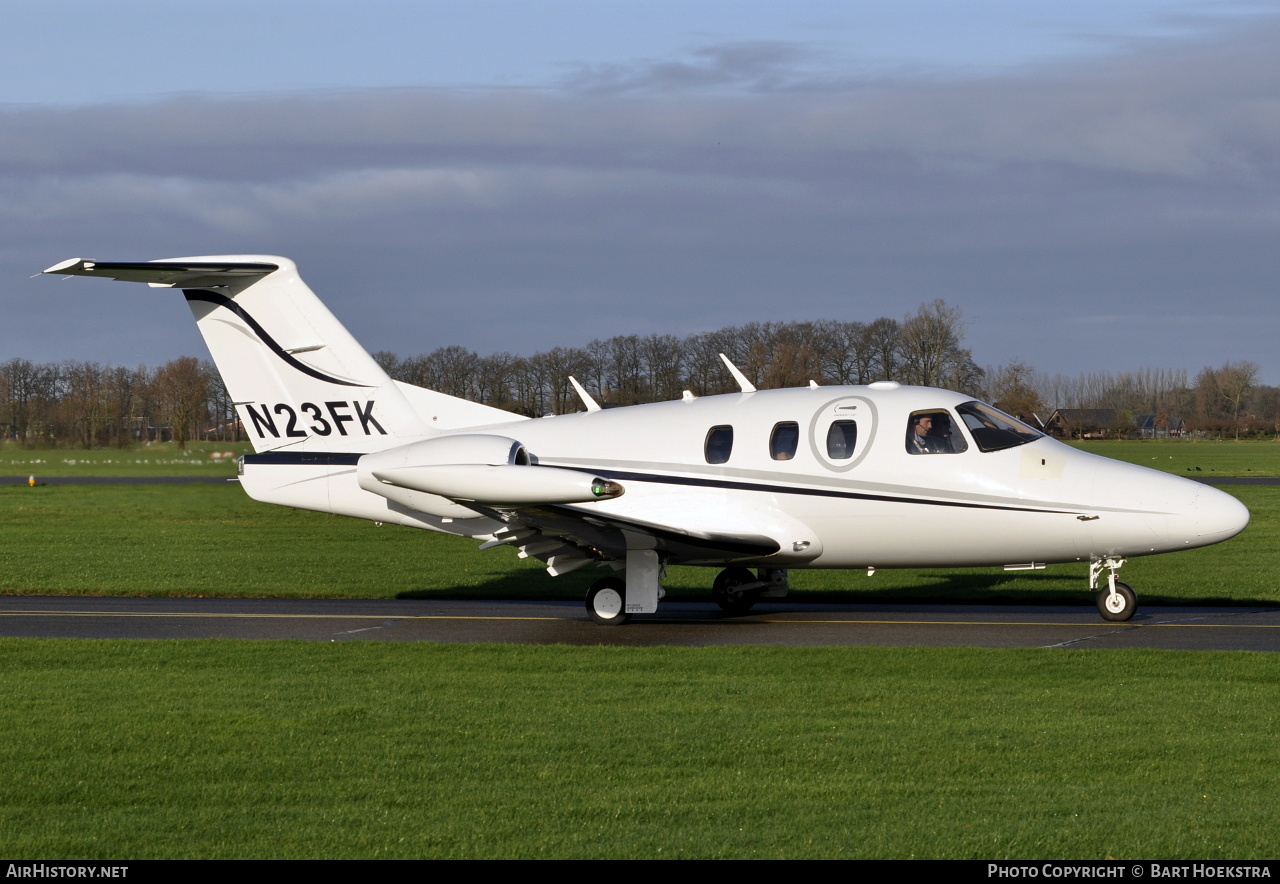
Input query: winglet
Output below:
<box><xmin>568</xmin><ymin>376</ymin><xmax>602</xmax><ymax>412</ymax></box>
<box><xmin>718</xmin><ymin>353</ymin><xmax>757</xmax><ymax>393</ymax></box>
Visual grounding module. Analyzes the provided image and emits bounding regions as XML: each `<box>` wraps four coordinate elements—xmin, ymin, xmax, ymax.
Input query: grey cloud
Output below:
<box><xmin>4</xmin><ymin>20</ymin><xmax>1279</xmax><ymax>384</ymax></box>
<box><xmin>6</xmin><ymin>20</ymin><xmax>1280</xmax><ymax>181</ymax></box>
<box><xmin>563</xmin><ymin>42</ymin><xmax>813</xmax><ymax>95</ymax></box>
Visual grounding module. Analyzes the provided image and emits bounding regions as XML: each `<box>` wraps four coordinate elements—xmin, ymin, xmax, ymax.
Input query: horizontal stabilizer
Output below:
<box><xmin>44</xmin><ymin>258</ymin><xmax>278</xmax><ymax>289</ymax></box>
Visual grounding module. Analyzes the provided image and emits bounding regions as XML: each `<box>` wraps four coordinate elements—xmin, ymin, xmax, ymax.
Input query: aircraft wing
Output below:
<box><xmin>44</xmin><ymin>258</ymin><xmax>278</xmax><ymax>288</ymax></box>
<box><xmin>476</xmin><ymin>499</ymin><xmax>816</xmax><ymax>576</ymax></box>
<box><xmin>359</xmin><ymin>452</ymin><xmax>801</xmax><ymax>573</ymax></box>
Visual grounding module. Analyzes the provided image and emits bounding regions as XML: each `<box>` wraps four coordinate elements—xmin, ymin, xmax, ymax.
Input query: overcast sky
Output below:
<box><xmin>4</xmin><ymin>0</ymin><xmax>1278</xmax><ymax>385</ymax></box>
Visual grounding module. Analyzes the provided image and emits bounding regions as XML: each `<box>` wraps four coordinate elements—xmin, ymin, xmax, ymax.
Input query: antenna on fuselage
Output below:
<box><xmin>718</xmin><ymin>353</ymin><xmax>757</xmax><ymax>393</ymax></box>
<box><xmin>568</xmin><ymin>376</ymin><xmax>601</xmax><ymax>412</ymax></box>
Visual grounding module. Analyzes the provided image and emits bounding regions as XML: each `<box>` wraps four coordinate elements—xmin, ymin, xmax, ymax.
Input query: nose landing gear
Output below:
<box><xmin>1090</xmin><ymin>557</ymin><xmax>1136</xmax><ymax>622</ymax></box>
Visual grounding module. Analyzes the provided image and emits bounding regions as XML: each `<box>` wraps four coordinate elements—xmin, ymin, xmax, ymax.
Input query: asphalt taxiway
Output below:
<box><xmin>2</xmin><ymin>596</ymin><xmax>1277</xmax><ymax>651</ymax></box>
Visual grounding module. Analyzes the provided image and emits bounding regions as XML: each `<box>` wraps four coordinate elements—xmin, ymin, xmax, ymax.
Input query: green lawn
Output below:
<box><xmin>1068</xmin><ymin>439</ymin><xmax>1280</xmax><ymax>476</ymax></box>
<box><xmin>0</xmin><ymin>442</ymin><xmax>247</xmax><ymax>477</ymax></box>
<box><xmin>1</xmin><ymin>640</ymin><xmax>1276</xmax><ymax>859</ymax></box>
<box><xmin>0</xmin><ymin>482</ymin><xmax>1273</xmax><ymax>607</ymax></box>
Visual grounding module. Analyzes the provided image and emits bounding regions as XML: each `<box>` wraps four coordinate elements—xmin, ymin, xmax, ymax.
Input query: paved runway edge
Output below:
<box><xmin>2</xmin><ymin>597</ymin><xmax>1277</xmax><ymax>651</ymax></box>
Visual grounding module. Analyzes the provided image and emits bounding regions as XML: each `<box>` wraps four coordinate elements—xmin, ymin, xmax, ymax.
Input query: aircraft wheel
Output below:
<box><xmin>586</xmin><ymin>576</ymin><xmax>630</xmax><ymax>625</ymax></box>
<box><xmin>1096</xmin><ymin>581</ymin><xmax>1137</xmax><ymax>622</ymax></box>
<box><xmin>713</xmin><ymin>566</ymin><xmax>758</xmax><ymax>615</ymax></box>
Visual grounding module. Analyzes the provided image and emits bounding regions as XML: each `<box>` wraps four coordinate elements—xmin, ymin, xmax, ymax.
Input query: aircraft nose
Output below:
<box><xmin>1193</xmin><ymin>484</ymin><xmax>1250</xmax><ymax>540</ymax></box>
<box><xmin>1084</xmin><ymin>455</ymin><xmax>1249</xmax><ymax>555</ymax></box>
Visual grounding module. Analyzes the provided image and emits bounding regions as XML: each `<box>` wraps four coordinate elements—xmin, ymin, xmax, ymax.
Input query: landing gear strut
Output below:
<box><xmin>583</xmin><ymin>549</ymin><xmax>664</xmax><ymax>625</ymax></box>
<box><xmin>1089</xmin><ymin>557</ymin><xmax>1137</xmax><ymax>622</ymax></box>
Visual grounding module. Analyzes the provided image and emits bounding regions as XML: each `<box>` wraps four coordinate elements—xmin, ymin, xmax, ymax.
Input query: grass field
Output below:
<box><xmin>1</xmin><ymin>640</ymin><xmax>1277</xmax><ymax>859</ymax></box>
<box><xmin>0</xmin><ymin>442</ymin><xmax>247</xmax><ymax>477</ymax></box>
<box><xmin>0</xmin><ymin>482</ymin><xmax>1274</xmax><ymax>607</ymax></box>
<box><xmin>1068</xmin><ymin>439</ymin><xmax>1280</xmax><ymax>476</ymax></box>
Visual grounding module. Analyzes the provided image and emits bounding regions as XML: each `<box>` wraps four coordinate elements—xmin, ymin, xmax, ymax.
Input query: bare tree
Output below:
<box><xmin>475</xmin><ymin>352</ymin><xmax>521</xmax><ymax>412</ymax></box>
<box><xmin>1197</xmin><ymin>361</ymin><xmax>1260</xmax><ymax>439</ymax></box>
<box><xmin>151</xmin><ymin>357</ymin><xmax>210</xmax><ymax>450</ymax></box>
<box><xmin>371</xmin><ymin>350</ymin><xmax>401</xmax><ymax>378</ymax></box>
<box><xmin>61</xmin><ymin>361</ymin><xmax>111</xmax><ymax>448</ymax></box>
<box><xmin>605</xmin><ymin>335</ymin><xmax>645</xmax><ymax>405</ymax></box>
<box><xmin>895</xmin><ymin>301</ymin><xmax>981</xmax><ymax>391</ymax></box>
<box><xmin>1</xmin><ymin>358</ymin><xmax>58</xmax><ymax>443</ymax></box>
<box><xmin>813</xmin><ymin>320</ymin><xmax>867</xmax><ymax>385</ymax></box>
<box><xmin>864</xmin><ymin>317</ymin><xmax>900</xmax><ymax>382</ymax></box>
<box><xmin>641</xmin><ymin>334</ymin><xmax>684</xmax><ymax>402</ymax></box>
<box><xmin>987</xmin><ymin>361</ymin><xmax>1045</xmax><ymax>419</ymax></box>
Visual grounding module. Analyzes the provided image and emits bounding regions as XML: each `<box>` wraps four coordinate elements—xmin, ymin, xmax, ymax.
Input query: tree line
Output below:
<box><xmin>2</xmin><ymin>300</ymin><xmax>1274</xmax><ymax>447</ymax></box>
<box><xmin>988</xmin><ymin>360</ymin><xmax>1274</xmax><ymax>438</ymax></box>
<box><xmin>0</xmin><ymin>356</ymin><xmax>227</xmax><ymax>449</ymax></box>
<box><xmin>374</xmin><ymin>300</ymin><xmax>983</xmax><ymax>415</ymax></box>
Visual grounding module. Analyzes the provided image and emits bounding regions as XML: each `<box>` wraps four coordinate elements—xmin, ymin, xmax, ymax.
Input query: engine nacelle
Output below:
<box><xmin>357</xmin><ymin>434</ymin><xmax>528</xmax><ymax>519</ymax></box>
<box><xmin>371</xmin><ymin>463</ymin><xmax>624</xmax><ymax>506</ymax></box>
<box><xmin>356</xmin><ymin>434</ymin><xmax>622</xmax><ymax>519</ymax></box>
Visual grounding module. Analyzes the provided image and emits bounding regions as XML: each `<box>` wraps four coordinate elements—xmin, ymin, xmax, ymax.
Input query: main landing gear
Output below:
<box><xmin>586</xmin><ymin>576</ymin><xmax>629</xmax><ymax>625</ymax></box>
<box><xmin>712</xmin><ymin>566</ymin><xmax>759</xmax><ymax>615</ymax></box>
<box><xmin>584</xmin><ymin>564</ymin><xmax>790</xmax><ymax>624</ymax></box>
<box><xmin>584</xmin><ymin>549</ymin><xmax>663</xmax><ymax>625</ymax></box>
<box><xmin>713</xmin><ymin>567</ymin><xmax>789</xmax><ymax>615</ymax></box>
<box><xmin>1090</xmin><ymin>557</ymin><xmax>1137</xmax><ymax>622</ymax></box>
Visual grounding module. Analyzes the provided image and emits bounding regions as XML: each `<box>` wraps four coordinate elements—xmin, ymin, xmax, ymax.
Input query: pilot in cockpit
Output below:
<box><xmin>907</xmin><ymin>411</ymin><xmax>960</xmax><ymax>454</ymax></box>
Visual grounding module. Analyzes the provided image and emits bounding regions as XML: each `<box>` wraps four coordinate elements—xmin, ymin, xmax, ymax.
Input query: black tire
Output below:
<box><xmin>713</xmin><ymin>566</ymin><xmax>758</xmax><ymax>615</ymax></box>
<box><xmin>1096</xmin><ymin>581</ymin><xmax>1137</xmax><ymax>622</ymax></box>
<box><xmin>586</xmin><ymin>576</ymin><xmax>630</xmax><ymax>625</ymax></box>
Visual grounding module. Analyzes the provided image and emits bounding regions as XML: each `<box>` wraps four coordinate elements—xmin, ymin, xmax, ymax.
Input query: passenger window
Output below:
<box><xmin>770</xmin><ymin>422</ymin><xmax>799</xmax><ymax>460</ymax></box>
<box><xmin>825</xmin><ymin>420</ymin><xmax>857</xmax><ymax>460</ymax></box>
<box><xmin>906</xmin><ymin>410</ymin><xmax>967</xmax><ymax>454</ymax></box>
<box><xmin>705</xmin><ymin>425</ymin><xmax>734</xmax><ymax>464</ymax></box>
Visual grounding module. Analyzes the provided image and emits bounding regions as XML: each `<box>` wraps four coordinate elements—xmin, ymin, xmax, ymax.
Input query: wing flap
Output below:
<box><xmin>489</xmin><ymin>504</ymin><xmax>784</xmax><ymax>566</ymax></box>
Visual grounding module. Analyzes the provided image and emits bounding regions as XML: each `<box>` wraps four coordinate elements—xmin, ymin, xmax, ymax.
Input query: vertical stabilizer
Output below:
<box><xmin>45</xmin><ymin>255</ymin><xmax>525</xmax><ymax>453</ymax></box>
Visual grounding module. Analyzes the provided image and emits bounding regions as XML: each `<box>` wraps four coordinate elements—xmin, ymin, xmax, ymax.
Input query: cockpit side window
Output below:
<box><xmin>956</xmin><ymin>401</ymin><xmax>1044</xmax><ymax>452</ymax></box>
<box><xmin>825</xmin><ymin>420</ymin><xmax>857</xmax><ymax>460</ymax></box>
<box><xmin>906</xmin><ymin>410</ymin><xmax>968</xmax><ymax>454</ymax></box>
<box><xmin>705</xmin><ymin>425</ymin><xmax>734</xmax><ymax>464</ymax></box>
<box><xmin>770</xmin><ymin>422</ymin><xmax>800</xmax><ymax>460</ymax></box>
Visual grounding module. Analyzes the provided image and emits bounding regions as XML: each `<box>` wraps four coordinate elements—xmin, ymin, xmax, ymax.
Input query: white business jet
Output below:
<box><xmin>45</xmin><ymin>256</ymin><xmax>1250</xmax><ymax>624</ymax></box>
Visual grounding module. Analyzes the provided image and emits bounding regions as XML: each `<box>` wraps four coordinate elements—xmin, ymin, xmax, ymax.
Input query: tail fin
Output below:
<box><xmin>45</xmin><ymin>255</ymin><xmax>522</xmax><ymax>452</ymax></box>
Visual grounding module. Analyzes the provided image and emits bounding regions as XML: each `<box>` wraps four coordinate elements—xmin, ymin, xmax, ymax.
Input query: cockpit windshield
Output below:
<box><xmin>955</xmin><ymin>401</ymin><xmax>1044</xmax><ymax>452</ymax></box>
